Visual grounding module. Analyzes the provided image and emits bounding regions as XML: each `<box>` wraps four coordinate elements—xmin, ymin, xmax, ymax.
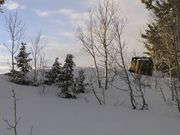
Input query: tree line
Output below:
<box><xmin>7</xmin><ymin>41</ymin><xmax>86</xmax><ymax>98</ymax></box>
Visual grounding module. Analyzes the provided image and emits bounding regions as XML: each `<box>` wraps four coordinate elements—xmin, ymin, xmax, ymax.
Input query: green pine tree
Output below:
<box><xmin>75</xmin><ymin>69</ymin><xmax>86</xmax><ymax>94</ymax></box>
<box><xmin>45</xmin><ymin>57</ymin><xmax>62</xmax><ymax>85</ymax></box>
<box><xmin>15</xmin><ymin>42</ymin><xmax>32</xmax><ymax>74</ymax></box>
<box><xmin>13</xmin><ymin>42</ymin><xmax>32</xmax><ymax>84</ymax></box>
<box><xmin>141</xmin><ymin>0</ymin><xmax>180</xmax><ymax>73</ymax></box>
<box><xmin>56</xmin><ymin>54</ymin><xmax>75</xmax><ymax>98</ymax></box>
<box><xmin>0</xmin><ymin>0</ymin><xmax>5</xmax><ymax>12</ymax></box>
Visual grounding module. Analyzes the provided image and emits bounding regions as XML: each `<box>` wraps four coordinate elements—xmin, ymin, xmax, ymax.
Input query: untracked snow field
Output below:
<box><xmin>0</xmin><ymin>73</ymin><xmax>180</xmax><ymax>135</ymax></box>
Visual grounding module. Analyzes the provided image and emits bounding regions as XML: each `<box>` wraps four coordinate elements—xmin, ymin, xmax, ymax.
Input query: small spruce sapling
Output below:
<box><xmin>75</xmin><ymin>69</ymin><xmax>86</xmax><ymax>94</ymax></box>
<box><xmin>45</xmin><ymin>57</ymin><xmax>62</xmax><ymax>85</ymax></box>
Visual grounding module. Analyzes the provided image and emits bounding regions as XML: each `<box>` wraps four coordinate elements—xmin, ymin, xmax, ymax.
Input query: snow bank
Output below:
<box><xmin>0</xmin><ymin>71</ymin><xmax>179</xmax><ymax>135</ymax></box>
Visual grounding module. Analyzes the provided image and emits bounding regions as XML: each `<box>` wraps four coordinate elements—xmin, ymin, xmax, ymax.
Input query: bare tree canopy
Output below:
<box><xmin>78</xmin><ymin>0</ymin><xmax>128</xmax><ymax>104</ymax></box>
<box><xmin>78</xmin><ymin>0</ymin><xmax>121</xmax><ymax>91</ymax></box>
<box><xmin>4</xmin><ymin>11</ymin><xmax>25</xmax><ymax>72</ymax></box>
<box><xmin>31</xmin><ymin>32</ymin><xmax>44</xmax><ymax>83</ymax></box>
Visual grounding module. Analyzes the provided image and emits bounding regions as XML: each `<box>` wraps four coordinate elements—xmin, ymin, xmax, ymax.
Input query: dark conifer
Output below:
<box><xmin>13</xmin><ymin>42</ymin><xmax>32</xmax><ymax>84</ymax></box>
<box><xmin>0</xmin><ymin>0</ymin><xmax>5</xmax><ymax>12</ymax></box>
<box><xmin>45</xmin><ymin>57</ymin><xmax>62</xmax><ymax>85</ymax></box>
<box><xmin>56</xmin><ymin>54</ymin><xmax>76</xmax><ymax>98</ymax></box>
<box><xmin>75</xmin><ymin>69</ymin><xmax>86</xmax><ymax>94</ymax></box>
<box><xmin>15</xmin><ymin>42</ymin><xmax>32</xmax><ymax>74</ymax></box>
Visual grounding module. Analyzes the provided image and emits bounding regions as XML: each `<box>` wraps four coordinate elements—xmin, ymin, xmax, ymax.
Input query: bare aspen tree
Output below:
<box><xmin>39</xmin><ymin>52</ymin><xmax>47</xmax><ymax>94</ymax></box>
<box><xmin>78</xmin><ymin>0</ymin><xmax>117</xmax><ymax>90</ymax></box>
<box><xmin>132</xmin><ymin>74</ymin><xmax>149</xmax><ymax>110</ymax></box>
<box><xmin>3</xmin><ymin>89</ymin><xmax>20</xmax><ymax>135</ymax></box>
<box><xmin>112</xmin><ymin>18</ymin><xmax>136</xmax><ymax>109</ymax></box>
<box><xmin>31</xmin><ymin>32</ymin><xmax>42</xmax><ymax>84</ymax></box>
<box><xmin>78</xmin><ymin>0</ymin><xmax>129</xmax><ymax>105</ymax></box>
<box><xmin>93</xmin><ymin>0</ymin><xmax>117</xmax><ymax>90</ymax></box>
<box><xmin>110</xmin><ymin>12</ymin><xmax>149</xmax><ymax>109</ymax></box>
<box><xmin>3</xmin><ymin>89</ymin><xmax>34</xmax><ymax>135</ymax></box>
<box><xmin>89</xmin><ymin>76</ymin><xmax>102</xmax><ymax>105</ymax></box>
<box><xmin>78</xmin><ymin>13</ymin><xmax>101</xmax><ymax>88</ymax></box>
<box><xmin>4</xmin><ymin>12</ymin><xmax>25</xmax><ymax>73</ymax></box>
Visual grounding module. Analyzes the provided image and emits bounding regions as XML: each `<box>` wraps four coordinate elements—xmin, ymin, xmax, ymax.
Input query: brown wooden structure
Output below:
<box><xmin>129</xmin><ymin>57</ymin><xmax>153</xmax><ymax>76</ymax></box>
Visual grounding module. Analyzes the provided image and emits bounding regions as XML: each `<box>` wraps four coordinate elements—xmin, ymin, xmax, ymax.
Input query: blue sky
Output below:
<box><xmin>0</xmin><ymin>0</ymin><xmax>149</xmax><ymax>73</ymax></box>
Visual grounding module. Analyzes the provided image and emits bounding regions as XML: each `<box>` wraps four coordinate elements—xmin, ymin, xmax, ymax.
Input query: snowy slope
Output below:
<box><xmin>0</xmin><ymin>73</ymin><xmax>180</xmax><ymax>135</ymax></box>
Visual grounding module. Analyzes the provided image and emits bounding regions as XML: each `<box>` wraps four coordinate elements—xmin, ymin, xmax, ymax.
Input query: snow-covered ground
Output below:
<box><xmin>0</xmin><ymin>70</ymin><xmax>180</xmax><ymax>135</ymax></box>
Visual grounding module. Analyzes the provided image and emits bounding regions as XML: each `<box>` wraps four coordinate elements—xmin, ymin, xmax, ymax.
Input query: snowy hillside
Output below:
<box><xmin>0</xmin><ymin>71</ymin><xmax>180</xmax><ymax>135</ymax></box>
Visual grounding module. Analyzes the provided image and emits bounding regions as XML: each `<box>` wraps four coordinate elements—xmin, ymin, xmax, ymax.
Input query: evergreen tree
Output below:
<box><xmin>13</xmin><ymin>42</ymin><xmax>32</xmax><ymax>84</ymax></box>
<box><xmin>15</xmin><ymin>42</ymin><xmax>32</xmax><ymax>74</ymax></box>
<box><xmin>75</xmin><ymin>69</ymin><xmax>86</xmax><ymax>94</ymax></box>
<box><xmin>0</xmin><ymin>0</ymin><xmax>5</xmax><ymax>12</ymax></box>
<box><xmin>141</xmin><ymin>0</ymin><xmax>180</xmax><ymax>112</ymax></box>
<box><xmin>0</xmin><ymin>0</ymin><xmax>4</xmax><ymax>5</ymax></box>
<box><xmin>45</xmin><ymin>57</ymin><xmax>61</xmax><ymax>84</ymax></box>
<box><xmin>141</xmin><ymin>0</ymin><xmax>180</xmax><ymax>73</ymax></box>
<box><xmin>56</xmin><ymin>54</ymin><xmax>75</xmax><ymax>98</ymax></box>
